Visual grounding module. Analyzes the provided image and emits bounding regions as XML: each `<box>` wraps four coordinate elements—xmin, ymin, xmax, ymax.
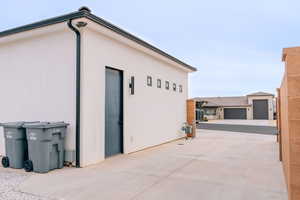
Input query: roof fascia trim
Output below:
<box><xmin>0</xmin><ymin>11</ymin><xmax>87</xmax><ymax>38</ymax></box>
<box><xmin>85</xmin><ymin>13</ymin><xmax>196</xmax><ymax>71</ymax></box>
<box><xmin>0</xmin><ymin>10</ymin><xmax>197</xmax><ymax>72</ymax></box>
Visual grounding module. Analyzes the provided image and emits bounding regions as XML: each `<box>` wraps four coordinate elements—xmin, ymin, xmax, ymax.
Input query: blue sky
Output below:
<box><xmin>1</xmin><ymin>1</ymin><xmax>298</xmax><ymax>97</ymax></box>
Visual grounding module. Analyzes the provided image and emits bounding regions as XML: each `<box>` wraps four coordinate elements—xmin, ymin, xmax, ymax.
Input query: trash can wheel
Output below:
<box><xmin>24</xmin><ymin>160</ymin><xmax>33</xmax><ymax>172</ymax></box>
<box><xmin>1</xmin><ymin>156</ymin><xmax>9</xmax><ymax>168</ymax></box>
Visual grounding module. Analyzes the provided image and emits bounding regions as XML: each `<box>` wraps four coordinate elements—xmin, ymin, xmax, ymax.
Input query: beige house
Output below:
<box><xmin>0</xmin><ymin>7</ymin><xmax>196</xmax><ymax>167</ymax></box>
<box><xmin>194</xmin><ymin>92</ymin><xmax>274</xmax><ymax>120</ymax></box>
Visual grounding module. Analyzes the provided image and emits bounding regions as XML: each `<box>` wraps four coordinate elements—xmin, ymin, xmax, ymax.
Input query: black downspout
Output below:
<box><xmin>67</xmin><ymin>19</ymin><xmax>81</xmax><ymax>168</ymax></box>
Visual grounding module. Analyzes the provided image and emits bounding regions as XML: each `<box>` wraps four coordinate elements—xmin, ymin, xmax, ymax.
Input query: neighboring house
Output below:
<box><xmin>194</xmin><ymin>92</ymin><xmax>274</xmax><ymax>120</ymax></box>
<box><xmin>0</xmin><ymin>7</ymin><xmax>196</xmax><ymax>167</ymax></box>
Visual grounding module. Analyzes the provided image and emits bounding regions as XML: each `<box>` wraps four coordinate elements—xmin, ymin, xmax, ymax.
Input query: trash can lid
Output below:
<box><xmin>0</xmin><ymin>121</ymin><xmax>39</xmax><ymax>128</ymax></box>
<box><xmin>23</xmin><ymin>122</ymin><xmax>69</xmax><ymax>129</ymax></box>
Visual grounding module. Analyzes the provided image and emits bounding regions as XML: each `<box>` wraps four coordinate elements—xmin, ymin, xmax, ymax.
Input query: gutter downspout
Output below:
<box><xmin>67</xmin><ymin>19</ymin><xmax>81</xmax><ymax>168</ymax></box>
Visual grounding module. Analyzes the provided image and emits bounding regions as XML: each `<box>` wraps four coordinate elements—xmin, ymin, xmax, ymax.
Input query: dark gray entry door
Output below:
<box><xmin>224</xmin><ymin>108</ymin><xmax>247</xmax><ymax>119</ymax></box>
<box><xmin>105</xmin><ymin>67</ymin><xmax>123</xmax><ymax>158</ymax></box>
<box><xmin>253</xmin><ymin>99</ymin><xmax>269</xmax><ymax>120</ymax></box>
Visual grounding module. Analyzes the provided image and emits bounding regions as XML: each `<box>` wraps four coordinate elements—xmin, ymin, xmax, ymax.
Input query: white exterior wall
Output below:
<box><xmin>219</xmin><ymin>108</ymin><xmax>224</xmax><ymax>120</ymax></box>
<box><xmin>247</xmin><ymin>96</ymin><xmax>274</xmax><ymax>120</ymax></box>
<box><xmin>0</xmin><ymin>25</ymin><xmax>76</xmax><ymax>156</ymax></box>
<box><xmin>80</xmin><ymin>25</ymin><xmax>188</xmax><ymax>166</ymax></box>
<box><xmin>0</xmin><ymin>19</ymin><xmax>190</xmax><ymax>167</ymax></box>
<box><xmin>247</xmin><ymin>107</ymin><xmax>253</xmax><ymax>120</ymax></box>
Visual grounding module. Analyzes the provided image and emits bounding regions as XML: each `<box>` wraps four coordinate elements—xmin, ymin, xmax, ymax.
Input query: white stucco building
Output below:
<box><xmin>0</xmin><ymin>7</ymin><xmax>196</xmax><ymax>167</ymax></box>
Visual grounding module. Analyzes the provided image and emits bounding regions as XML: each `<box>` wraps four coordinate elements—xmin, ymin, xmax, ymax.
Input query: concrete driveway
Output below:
<box><xmin>1</xmin><ymin>129</ymin><xmax>287</xmax><ymax>200</ymax></box>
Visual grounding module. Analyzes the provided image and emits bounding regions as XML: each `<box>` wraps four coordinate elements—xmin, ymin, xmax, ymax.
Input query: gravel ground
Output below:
<box><xmin>0</xmin><ymin>167</ymin><xmax>53</xmax><ymax>200</ymax></box>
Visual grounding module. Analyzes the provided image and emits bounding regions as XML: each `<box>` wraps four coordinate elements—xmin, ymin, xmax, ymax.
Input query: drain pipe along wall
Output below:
<box><xmin>67</xmin><ymin>19</ymin><xmax>81</xmax><ymax>168</ymax></box>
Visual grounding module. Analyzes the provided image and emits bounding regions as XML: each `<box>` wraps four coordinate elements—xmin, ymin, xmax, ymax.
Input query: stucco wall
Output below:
<box><xmin>219</xmin><ymin>108</ymin><xmax>224</xmax><ymax>120</ymax></box>
<box><xmin>278</xmin><ymin>48</ymin><xmax>300</xmax><ymax>200</ymax></box>
<box><xmin>246</xmin><ymin>107</ymin><xmax>252</xmax><ymax>120</ymax></box>
<box><xmin>0</xmin><ymin>19</ymin><xmax>190</xmax><ymax>167</ymax></box>
<box><xmin>247</xmin><ymin>96</ymin><xmax>274</xmax><ymax>120</ymax></box>
<box><xmin>0</xmin><ymin>27</ymin><xmax>76</xmax><ymax>156</ymax></box>
<box><xmin>279</xmin><ymin>72</ymin><xmax>290</xmax><ymax>195</ymax></box>
<box><xmin>80</xmin><ymin>25</ymin><xmax>188</xmax><ymax>166</ymax></box>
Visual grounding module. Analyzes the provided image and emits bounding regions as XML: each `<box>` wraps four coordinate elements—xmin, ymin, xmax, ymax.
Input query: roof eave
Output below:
<box><xmin>0</xmin><ymin>10</ymin><xmax>197</xmax><ymax>72</ymax></box>
<box><xmin>84</xmin><ymin>13</ymin><xmax>197</xmax><ymax>72</ymax></box>
<box><xmin>0</xmin><ymin>10</ymin><xmax>87</xmax><ymax>38</ymax></box>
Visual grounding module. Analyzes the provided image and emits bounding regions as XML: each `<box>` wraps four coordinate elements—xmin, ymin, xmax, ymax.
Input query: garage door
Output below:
<box><xmin>224</xmin><ymin>108</ymin><xmax>247</xmax><ymax>119</ymax></box>
<box><xmin>253</xmin><ymin>99</ymin><xmax>268</xmax><ymax>120</ymax></box>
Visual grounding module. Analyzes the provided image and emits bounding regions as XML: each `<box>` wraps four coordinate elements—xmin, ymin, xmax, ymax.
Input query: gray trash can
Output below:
<box><xmin>0</xmin><ymin>122</ymin><xmax>37</xmax><ymax>169</ymax></box>
<box><xmin>23</xmin><ymin>122</ymin><xmax>69</xmax><ymax>173</ymax></box>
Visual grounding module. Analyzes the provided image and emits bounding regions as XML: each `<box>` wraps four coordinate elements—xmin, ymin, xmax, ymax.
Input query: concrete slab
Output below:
<box><xmin>134</xmin><ymin>177</ymin><xmax>223</xmax><ymax>200</ymax></box>
<box><xmin>13</xmin><ymin>129</ymin><xmax>287</xmax><ymax>200</ymax></box>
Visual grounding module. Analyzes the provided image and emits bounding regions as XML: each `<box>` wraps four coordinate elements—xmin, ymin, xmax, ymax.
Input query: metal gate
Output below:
<box><xmin>105</xmin><ymin>67</ymin><xmax>123</xmax><ymax>157</ymax></box>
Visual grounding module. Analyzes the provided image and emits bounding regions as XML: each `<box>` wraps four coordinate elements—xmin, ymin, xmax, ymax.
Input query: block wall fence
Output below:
<box><xmin>186</xmin><ymin>99</ymin><xmax>196</xmax><ymax>137</ymax></box>
<box><xmin>278</xmin><ymin>47</ymin><xmax>300</xmax><ymax>200</ymax></box>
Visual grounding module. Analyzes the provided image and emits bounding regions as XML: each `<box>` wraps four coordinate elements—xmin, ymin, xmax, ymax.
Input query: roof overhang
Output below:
<box><xmin>0</xmin><ymin>9</ymin><xmax>197</xmax><ymax>72</ymax></box>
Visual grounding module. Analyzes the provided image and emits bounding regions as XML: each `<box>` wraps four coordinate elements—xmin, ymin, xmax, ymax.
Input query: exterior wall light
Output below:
<box><xmin>129</xmin><ymin>76</ymin><xmax>135</xmax><ymax>95</ymax></box>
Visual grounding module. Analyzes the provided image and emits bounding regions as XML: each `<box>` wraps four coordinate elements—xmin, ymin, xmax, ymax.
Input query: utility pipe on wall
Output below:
<box><xmin>67</xmin><ymin>19</ymin><xmax>81</xmax><ymax>168</ymax></box>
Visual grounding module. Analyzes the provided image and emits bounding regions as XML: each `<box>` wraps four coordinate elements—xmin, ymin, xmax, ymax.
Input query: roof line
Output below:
<box><xmin>0</xmin><ymin>10</ymin><xmax>85</xmax><ymax>37</ymax></box>
<box><xmin>0</xmin><ymin>10</ymin><xmax>197</xmax><ymax>72</ymax></box>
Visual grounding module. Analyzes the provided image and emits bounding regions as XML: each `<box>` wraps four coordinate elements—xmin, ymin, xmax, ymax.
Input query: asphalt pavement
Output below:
<box><xmin>197</xmin><ymin>122</ymin><xmax>278</xmax><ymax>135</ymax></box>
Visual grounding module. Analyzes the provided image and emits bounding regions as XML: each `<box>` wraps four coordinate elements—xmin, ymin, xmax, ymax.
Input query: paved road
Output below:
<box><xmin>197</xmin><ymin>123</ymin><xmax>278</xmax><ymax>135</ymax></box>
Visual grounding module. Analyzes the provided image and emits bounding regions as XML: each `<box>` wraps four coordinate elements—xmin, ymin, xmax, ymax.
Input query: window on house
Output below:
<box><xmin>147</xmin><ymin>76</ymin><xmax>152</xmax><ymax>86</ymax></box>
<box><xmin>173</xmin><ymin>83</ymin><xmax>176</xmax><ymax>91</ymax></box>
<box><xmin>157</xmin><ymin>79</ymin><xmax>161</xmax><ymax>88</ymax></box>
<box><xmin>165</xmin><ymin>81</ymin><xmax>169</xmax><ymax>90</ymax></box>
<box><xmin>179</xmin><ymin>85</ymin><xmax>183</xmax><ymax>93</ymax></box>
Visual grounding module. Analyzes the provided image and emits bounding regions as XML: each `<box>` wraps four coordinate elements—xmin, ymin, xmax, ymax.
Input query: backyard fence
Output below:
<box><xmin>278</xmin><ymin>47</ymin><xmax>300</xmax><ymax>200</ymax></box>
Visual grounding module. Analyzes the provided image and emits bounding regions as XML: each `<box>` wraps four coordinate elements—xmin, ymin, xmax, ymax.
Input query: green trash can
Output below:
<box><xmin>0</xmin><ymin>122</ymin><xmax>37</xmax><ymax>169</ymax></box>
<box><xmin>23</xmin><ymin>122</ymin><xmax>69</xmax><ymax>173</ymax></box>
